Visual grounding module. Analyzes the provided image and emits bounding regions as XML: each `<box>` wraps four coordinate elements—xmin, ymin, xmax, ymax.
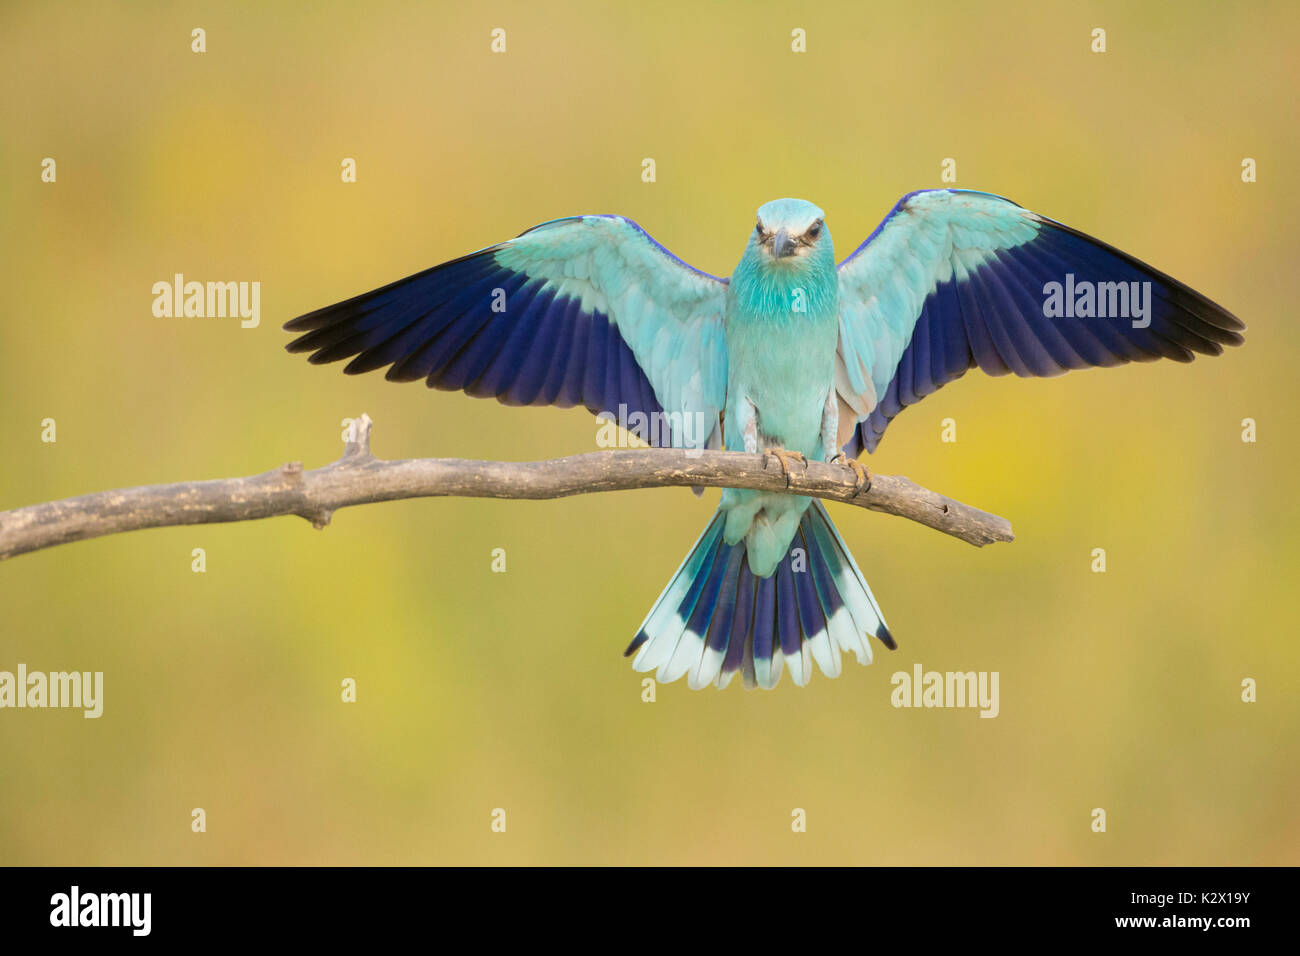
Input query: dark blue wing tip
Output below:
<box><xmin>623</xmin><ymin>631</ymin><xmax>649</xmax><ymax>658</ymax></box>
<box><xmin>1034</xmin><ymin>218</ymin><xmax>1246</xmax><ymax>332</ymax></box>
<box><xmin>284</xmin><ymin>312</ymin><xmax>331</xmax><ymax>343</ymax></box>
<box><xmin>875</xmin><ymin>623</ymin><xmax>898</xmax><ymax>651</ymax></box>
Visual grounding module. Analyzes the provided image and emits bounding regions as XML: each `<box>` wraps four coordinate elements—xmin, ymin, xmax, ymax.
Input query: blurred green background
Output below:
<box><xmin>1</xmin><ymin>0</ymin><xmax>1296</xmax><ymax>865</ymax></box>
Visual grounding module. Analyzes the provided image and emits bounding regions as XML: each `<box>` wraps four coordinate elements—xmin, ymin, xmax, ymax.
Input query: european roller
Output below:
<box><xmin>284</xmin><ymin>189</ymin><xmax>1243</xmax><ymax>690</ymax></box>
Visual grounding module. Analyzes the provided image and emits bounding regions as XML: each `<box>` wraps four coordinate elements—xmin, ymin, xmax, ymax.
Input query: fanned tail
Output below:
<box><xmin>625</xmin><ymin>501</ymin><xmax>894</xmax><ymax>690</ymax></box>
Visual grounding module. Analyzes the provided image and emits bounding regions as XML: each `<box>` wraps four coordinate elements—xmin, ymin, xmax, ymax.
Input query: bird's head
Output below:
<box><xmin>750</xmin><ymin>198</ymin><xmax>832</xmax><ymax>268</ymax></box>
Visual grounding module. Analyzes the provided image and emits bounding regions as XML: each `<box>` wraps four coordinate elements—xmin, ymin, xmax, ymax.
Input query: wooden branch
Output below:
<box><xmin>0</xmin><ymin>414</ymin><xmax>1013</xmax><ymax>561</ymax></box>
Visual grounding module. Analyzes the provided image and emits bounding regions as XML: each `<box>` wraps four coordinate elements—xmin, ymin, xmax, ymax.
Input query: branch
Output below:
<box><xmin>0</xmin><ymin>414</ymin><xmax>1013</xmax><ymax>561</ymax></box>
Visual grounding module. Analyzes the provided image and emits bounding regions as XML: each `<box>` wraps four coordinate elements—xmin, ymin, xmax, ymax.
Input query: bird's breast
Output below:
<box><xmin>723</xmin><ymin>300</ymin><xmax>839</xmax><ymax>452</ymax></box>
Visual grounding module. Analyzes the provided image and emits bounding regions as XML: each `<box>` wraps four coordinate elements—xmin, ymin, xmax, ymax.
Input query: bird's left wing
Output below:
<box><xmin>285</xmin><ymin>215</ymin><xmax>729</xmax><ymax>448</ymax></box>
<box><xmin>834</xmin><ymin>189</ymin><xmax>1244</xmax><ymax>454</ymax></box>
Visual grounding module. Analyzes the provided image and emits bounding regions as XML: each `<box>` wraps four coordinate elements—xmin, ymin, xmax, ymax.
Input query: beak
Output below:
<box><xmin>770</xmin><ymin>229</ymin><xmax>796</xmax><ymax>258</ymax></box>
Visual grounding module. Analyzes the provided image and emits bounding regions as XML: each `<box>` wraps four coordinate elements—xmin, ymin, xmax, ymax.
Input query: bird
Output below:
<box><xmin>283</xmin><ymin>189</ymin><xmax>1244</xmax><ymax>690</ymax></box>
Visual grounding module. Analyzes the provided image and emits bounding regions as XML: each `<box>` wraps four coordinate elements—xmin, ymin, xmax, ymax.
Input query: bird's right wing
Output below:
<box><xmin>285</xmin><ymin>215</ymin><xmax>730</xmax><ymax>449</ymax></box>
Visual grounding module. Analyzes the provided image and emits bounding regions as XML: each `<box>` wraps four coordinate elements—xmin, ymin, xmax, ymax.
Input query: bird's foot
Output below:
<box><xmin>831</xmin><ymin>452</ymin><xmax>872</xmax><ymax>497</ymax></box>
<box><xmin>763</xmin><ymin>447</ymin><xmax>807</xmax><ymax>488</ymax></box>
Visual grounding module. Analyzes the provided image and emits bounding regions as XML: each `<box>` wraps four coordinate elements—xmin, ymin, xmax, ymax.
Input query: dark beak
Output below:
<box><xmin>770</xmin><ymin>229</ymin><xmax>796</xmax><ymax>258</ymax></box>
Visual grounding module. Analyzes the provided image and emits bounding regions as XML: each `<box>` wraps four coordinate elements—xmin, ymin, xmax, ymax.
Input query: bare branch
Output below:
<box><xmin>0</xmin><ymin>414</ymin><xmax>1013</xmax><ymax>561</ymax></box>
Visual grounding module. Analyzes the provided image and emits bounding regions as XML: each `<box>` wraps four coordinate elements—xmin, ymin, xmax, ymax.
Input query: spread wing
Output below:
<box><xmin>834</xmin><ymin>189</ymin><xmax>1245</xmax><ymax>454</ymax></box>
<box><xmin>285</xmin><ymin>215</ymin><xmax>729</xmax><ymax>448</ymax></box>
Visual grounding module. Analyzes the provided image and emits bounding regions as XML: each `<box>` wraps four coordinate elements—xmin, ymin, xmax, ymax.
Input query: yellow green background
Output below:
<box><xmin>2</xmin><ymin>0</ymin><xmax>1296</xmax><ymax>865</ymax></box>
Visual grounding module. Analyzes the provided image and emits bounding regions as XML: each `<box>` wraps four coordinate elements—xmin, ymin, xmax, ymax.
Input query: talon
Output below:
<box><xmin>764</xmin><ymin>447</ymin><xmax>807</xmax><ymax>488</ymax></box>
<box><xmin>832</xmin><ymin>452</ymin><xmax>872</xmax><ymax>497</ymax></box>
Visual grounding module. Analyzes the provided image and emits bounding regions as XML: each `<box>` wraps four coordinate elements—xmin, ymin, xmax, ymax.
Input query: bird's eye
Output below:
<box><xmin>806</xmin><ymin>222</ymin><xmax>822</xmax><ymax>240</ymax></box>
<box><xmin>755</xmin><ymin>221</ymin><xmax>765</xmax><ymax>237</ymax></box>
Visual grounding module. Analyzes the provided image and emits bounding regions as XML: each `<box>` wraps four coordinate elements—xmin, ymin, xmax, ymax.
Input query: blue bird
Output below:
<box><xmin>285</xmin><ymin>189</ymin><xmax>1243</xmax><ymax>690</ymax></box>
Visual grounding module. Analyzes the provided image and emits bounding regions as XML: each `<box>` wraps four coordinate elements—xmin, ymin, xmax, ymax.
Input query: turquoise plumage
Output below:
<box><xmin>284</xmin><ymin>189</ymin><xmax>1244</xmax><ymax>690</ymax></box>
<box><xmin>720</xmin><ymin>199</ymin><xmax>841</xmax><ymax>575</ymax></box>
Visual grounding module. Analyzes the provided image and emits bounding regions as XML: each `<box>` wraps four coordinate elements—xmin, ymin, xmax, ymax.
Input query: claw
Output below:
<box><xmin>831</xmin><ymin>452</ymin><xmax>872</xmax><ymax>497</ymax></box>
<box><xmin>764</xmin><ymin>447</ymin><xmax>807</xmax><ymax>488</ymax></box>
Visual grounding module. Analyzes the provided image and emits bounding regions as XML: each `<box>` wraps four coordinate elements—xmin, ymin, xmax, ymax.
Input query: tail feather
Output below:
<box><xmin>625</xmin><ymin>512</ymin><xmax>724</xmax><ymax>675</ymax></box>
<box><xmin>804</xmin><ymin>504</ymin><xmax>896</xmax><ymax>652</ymax></box>
<box><xmin>692</xmin><ymin>545</ymin><xmax>743</xmax><ymax>688</ymax></box>
<box><xmin>625</xmin><ymin>501</ymin><xmax>894</xmax><ymax>690</ymax></box>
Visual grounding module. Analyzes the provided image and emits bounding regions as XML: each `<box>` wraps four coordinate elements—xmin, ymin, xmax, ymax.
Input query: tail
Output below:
<box><xmin>625</xmin><ymin>501</ymin><xmax>895</xmax><ymax>690</ymax></box>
